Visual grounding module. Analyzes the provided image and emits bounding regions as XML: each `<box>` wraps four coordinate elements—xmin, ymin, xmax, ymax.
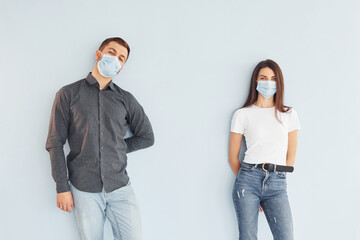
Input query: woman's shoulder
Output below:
<box><xmin>284</xmin><ymin>106</ymin><xmax>298</xmax><ymax>115</ymax></box>
<box><xmin>280</xmin><ymin>106</ymin><xmax>299</xmax><ymax>120</ymax></box>
<box><xmin>233</xmin><ymin>105</ymin><xmax>253</xmax><ymax>115</ymax></box>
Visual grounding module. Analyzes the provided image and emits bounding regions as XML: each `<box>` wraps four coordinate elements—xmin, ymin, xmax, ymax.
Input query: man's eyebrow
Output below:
<box><xmin>108</xmin><ymin>47</ymin><xmax>117</xmax><ymax>53</ymax></box>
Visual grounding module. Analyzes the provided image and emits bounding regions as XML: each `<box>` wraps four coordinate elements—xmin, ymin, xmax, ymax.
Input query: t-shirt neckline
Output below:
<box><xmin>251</xmin><ymin>104</ymin><xmax>275</xmax><ymax>109</ymax></box>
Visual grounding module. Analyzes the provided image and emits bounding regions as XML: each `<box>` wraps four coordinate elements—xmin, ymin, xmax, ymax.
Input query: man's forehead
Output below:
<box><xmin>104</xmin><ymin>41</ymin><xmax>127</xmax><ymax>52</ymax></box>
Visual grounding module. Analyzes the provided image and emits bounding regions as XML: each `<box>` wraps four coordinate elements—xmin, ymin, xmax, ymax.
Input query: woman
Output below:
<box><xmin>229</xmin><ymin>59</ymin><xmax>300</xmax><ymax>240</ymax></box>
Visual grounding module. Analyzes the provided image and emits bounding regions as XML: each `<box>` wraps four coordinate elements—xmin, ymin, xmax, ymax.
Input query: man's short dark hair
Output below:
<box><xmin>98</xmin><ymin>37</ymin><xmax>130</xmax><ymax>60</ymax></box>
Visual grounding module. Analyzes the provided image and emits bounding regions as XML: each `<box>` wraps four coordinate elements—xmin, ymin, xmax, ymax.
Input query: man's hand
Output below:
<box><xmin>56</xmin><ymin>191</ymin><xmax>74</xmax><ymax>213</ymax></box>
<box><xmin>259</xmin><ymin>206</ymin><xmax>263</xmax><ymax>212</ymax></box>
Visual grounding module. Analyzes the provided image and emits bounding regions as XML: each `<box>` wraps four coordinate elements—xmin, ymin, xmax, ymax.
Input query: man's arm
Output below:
<box><xmin>45</xmin><ymin>87</ymin><xmax>70</xmax><ymax>193</ymax></box>
<box><xmin>125</xmin><ymin>92</ymin><xmax>154</xmax><ymax>153</ymax></box>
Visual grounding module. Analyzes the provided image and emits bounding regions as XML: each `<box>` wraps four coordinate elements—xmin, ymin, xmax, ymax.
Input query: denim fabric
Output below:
<box><xmin>232</xmin><ymin>162</ymin><xmax>293</xmax><ymax>240</ymax></box>
<box><xmin>69</xmin><ymin>180</ymin><xmax>141</xmax><ymax>240</ymax></box>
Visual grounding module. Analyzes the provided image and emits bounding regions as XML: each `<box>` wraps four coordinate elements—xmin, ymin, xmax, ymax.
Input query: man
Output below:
<box><xmin>45</xmin><ymin>37</ymin><xmax>154</xmax><ymax>240</ymax></box>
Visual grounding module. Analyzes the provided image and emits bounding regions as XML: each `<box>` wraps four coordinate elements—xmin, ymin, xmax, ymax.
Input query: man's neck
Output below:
<box><xmin>91</xmin><ymin>65</ymin><xmax>112</xmax><ymax>90</ymax></box>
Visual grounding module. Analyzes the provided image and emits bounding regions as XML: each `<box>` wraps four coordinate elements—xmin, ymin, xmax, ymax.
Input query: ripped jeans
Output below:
<box><xmin>232</xmin><ymin>162</ymin><xmax>294</xmax><ymax>240</ymax></box>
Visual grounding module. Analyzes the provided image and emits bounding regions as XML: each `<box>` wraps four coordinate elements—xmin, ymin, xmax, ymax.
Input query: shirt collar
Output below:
<box><xmin>86</xmin><ymin>72</ymin><xmax>116</xmax><ymax>91</ymax></box>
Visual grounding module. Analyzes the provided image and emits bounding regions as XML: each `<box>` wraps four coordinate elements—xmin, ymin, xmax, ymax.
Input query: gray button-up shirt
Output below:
<box><xmin>45</xmin><ymin>73</ymin><xmax>154</xmax><ymax>193</ymax></box>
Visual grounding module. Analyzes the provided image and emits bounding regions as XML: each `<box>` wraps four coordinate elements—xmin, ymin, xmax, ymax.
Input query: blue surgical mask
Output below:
<box><xmin>97</xmin><ymin>54</ymin><xmax>121</xmax><ymax>78</ymax></box>
<box><xmin>256</xmin><ymin>81</ymin><xmax>277</xmax><ymax>98</ymax></box>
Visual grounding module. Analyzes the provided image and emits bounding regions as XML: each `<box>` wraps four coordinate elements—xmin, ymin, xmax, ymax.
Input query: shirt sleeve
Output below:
<box><xmin>45</xmin><ymin>87</ymin><xmax>70</xmax><ymax>193</ymax></box>
<box><xmin>124</xmin><ymin>92</ymin><xmax>155</xmax><ymax>153</ymax></box>
<box><xmin>287</xmin><ymin>108</ymin><xmax>301</xmax><ymax>132</ymax></box>
<box><xmin>231</xmin><ymin>109</ymin><xmax>245</xmax><ymax>134</ymax></box>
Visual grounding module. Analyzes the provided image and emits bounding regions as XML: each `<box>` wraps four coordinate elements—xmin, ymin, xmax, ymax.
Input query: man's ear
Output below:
<box><xmin>95</xmin><ymin>50</ymin><xmax>102</xmax><ymax>62</ymax></box>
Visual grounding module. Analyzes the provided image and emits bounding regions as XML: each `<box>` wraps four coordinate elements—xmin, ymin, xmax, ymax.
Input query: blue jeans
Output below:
<box><xmin>69</xmin><ymin>180</ymin><xmax>141</xmax><ymax>240</ymax></box>
<box><xmin>232</xmin><ymin>162</ymin><xmax>294</xmax><ymax>240</ymax></box>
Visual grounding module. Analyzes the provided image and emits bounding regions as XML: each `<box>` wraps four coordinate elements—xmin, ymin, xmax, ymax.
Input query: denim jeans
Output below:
<box><xmin>69</xmin><ymin>180</ymin><xmax>141</xmax><ymax>240</ymax></box>
<box><xmin>232</xmin><ymin>162</ymin><xmax>294</xmax><ymax>240</ymax></box>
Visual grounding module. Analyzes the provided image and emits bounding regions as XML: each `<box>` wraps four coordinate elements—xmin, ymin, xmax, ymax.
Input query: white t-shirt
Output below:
<box><xmin>230</xmin><ymin>104</ymin><xmax>301</xmax><ymax>165</ymax></box>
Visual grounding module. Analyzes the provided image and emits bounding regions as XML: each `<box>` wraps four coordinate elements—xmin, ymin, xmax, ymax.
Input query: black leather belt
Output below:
<box><xmin>249</xmin><ymin>163</ymin><xmax>294</xmax><ymax>173</ymax></box>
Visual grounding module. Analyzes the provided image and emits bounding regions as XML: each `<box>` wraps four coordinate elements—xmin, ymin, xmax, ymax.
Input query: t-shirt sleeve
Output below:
<box><xmin>288</xmin><ymin>108</ymin><xmax>301</xmax><ymax>132</ymax></box>
<box><xmin>231</xmin><ymin>109</ymin><xmax>245</xmax><ymax>134</ymax></box>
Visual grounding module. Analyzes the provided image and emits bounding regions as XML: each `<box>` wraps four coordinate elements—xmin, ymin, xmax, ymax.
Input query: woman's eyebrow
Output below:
<box><xmin>258</xmin><ymin>75</ymin><xmax>276</xmax><ymax>78</ymax></box>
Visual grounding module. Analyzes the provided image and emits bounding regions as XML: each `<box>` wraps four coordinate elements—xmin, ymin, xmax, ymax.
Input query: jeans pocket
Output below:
<box><xmin>275</xmin><ymin>171</ymin><xmax>287</xmax><ymax>179</ymax></box>
<box><xmin>240</xmin><ymin>163</ymin><xmax>255</xmax><ymax>172</ymax></box>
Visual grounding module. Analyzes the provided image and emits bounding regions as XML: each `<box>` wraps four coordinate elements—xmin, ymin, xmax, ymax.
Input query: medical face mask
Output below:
<box><xmin>97</xmin><ymin>54</ymin><xmax>121</xmax><ymax>78</ymax></box>
<box><xmin>256</xmin><ymin>80</ymin><xmax>277</xmax><ymax>98</ymax></box>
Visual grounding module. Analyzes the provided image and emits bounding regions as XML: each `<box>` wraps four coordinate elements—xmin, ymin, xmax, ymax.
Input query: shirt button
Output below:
<box><xmin>101</xmin><ymin>146</ymin><xmax>104</xmax><ymax>150</ymax></box>
<box><xmin>101</xmin><ymin>132</ymin><xmax>103</xmax><ymax>135</ymax></box>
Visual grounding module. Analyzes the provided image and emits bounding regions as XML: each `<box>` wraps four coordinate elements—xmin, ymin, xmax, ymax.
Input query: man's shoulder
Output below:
<box><xmin>61</xmin><ymin>78</ymin><xmax>85</xmax><ymax>91</ymax></box>
<box><xmin>56</xmin><ymin>78</ymin><xmax>85</xmax><ymax>97</ymax></box>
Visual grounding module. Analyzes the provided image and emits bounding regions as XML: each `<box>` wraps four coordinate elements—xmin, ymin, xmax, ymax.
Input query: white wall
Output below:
<box><xmin>1</xmin><ymin>0</ymin><xmax>359</xmax><ymax>239</ymax></box>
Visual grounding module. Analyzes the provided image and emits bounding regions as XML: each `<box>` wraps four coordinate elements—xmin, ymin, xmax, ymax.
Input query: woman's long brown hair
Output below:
<box><xmin>242</xmin><ymin>59</ymin><xmax>291</xmax><ymax>121</ymax></box>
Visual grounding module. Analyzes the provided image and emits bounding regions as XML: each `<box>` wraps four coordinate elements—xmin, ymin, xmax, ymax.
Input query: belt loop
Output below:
<box><xmin>255</xmin><ymin>164</ymin><xmax>258</xmax><ymax>168</ymax></box>
<box><xmin>274</xmin><ymin>164</ymin><xmax>277</xmax><ymax>172</ymax></box>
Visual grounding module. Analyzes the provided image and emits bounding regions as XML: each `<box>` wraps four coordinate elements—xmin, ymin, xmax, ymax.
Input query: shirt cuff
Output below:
<box><xmin>56</xmin><ymin>181</ymin><xmax>70</xmax><ymax>193</ymax></box>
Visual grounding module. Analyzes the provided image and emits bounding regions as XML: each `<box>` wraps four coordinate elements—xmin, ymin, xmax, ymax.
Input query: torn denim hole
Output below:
<box><xmin>237</xmin><ymin>189</ymin><xmax>245</xmax><ymax>198</ymax></box>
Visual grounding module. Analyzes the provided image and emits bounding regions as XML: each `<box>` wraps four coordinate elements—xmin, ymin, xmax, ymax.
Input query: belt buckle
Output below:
<box><xmin>262</xmin><ymin>163</ymin><xmax>269</xmax><ymax>172</ymax></box>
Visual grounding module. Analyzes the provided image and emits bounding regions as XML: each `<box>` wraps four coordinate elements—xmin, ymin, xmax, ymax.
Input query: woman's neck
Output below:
<box><xmin>254</xmin><ymin>95</ymin><xmax>275</xmax><ymax>108</ymax></box>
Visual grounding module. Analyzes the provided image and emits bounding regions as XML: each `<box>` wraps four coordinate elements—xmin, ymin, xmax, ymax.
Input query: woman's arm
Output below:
<box><xmin>229</xmin><ymin>132</ymin><xmax>243</xmax><ymax>176</ymax></box>
<box><xmin>286</xmin><ymin>130</ymin><xmax>298</xmax><ymax>166</ymax></box>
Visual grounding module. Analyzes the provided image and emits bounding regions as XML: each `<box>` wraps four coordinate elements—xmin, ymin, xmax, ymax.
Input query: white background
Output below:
<box><xmin>1</xmin><ymin>0</ymin><xmax>359</xmax><ymax>239</ymax></box>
